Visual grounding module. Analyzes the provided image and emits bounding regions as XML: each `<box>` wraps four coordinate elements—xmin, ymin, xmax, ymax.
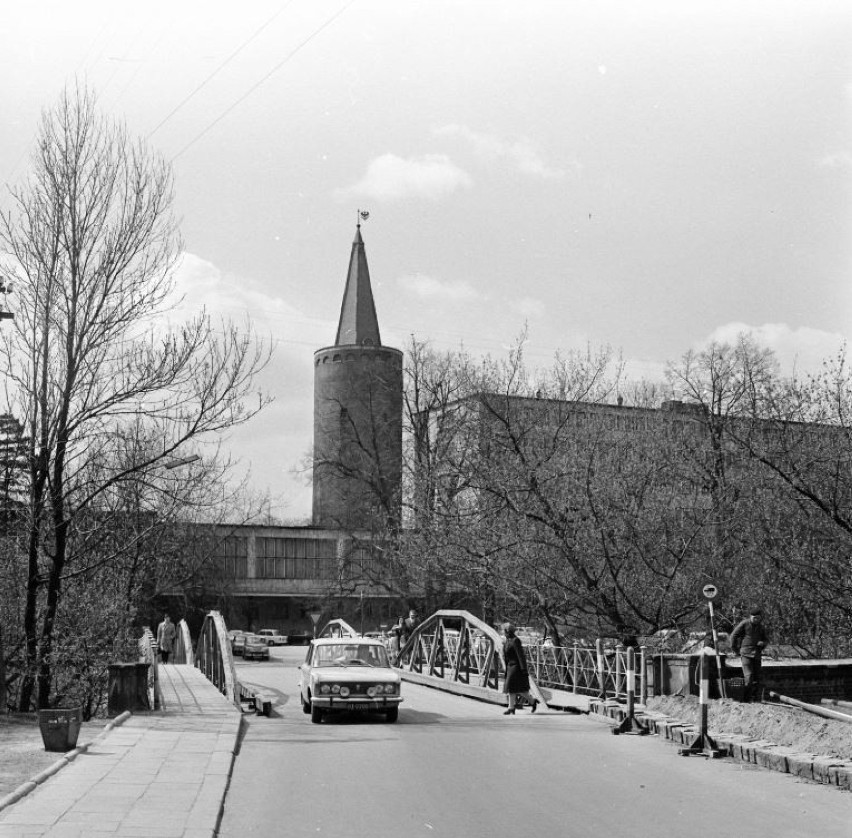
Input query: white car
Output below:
<box><xmin>257</xmin><ymin>629</ymin><xmax>288</xmax><ymax>646</ymax></box>
<box><xmin>298</xmin><ymin>637</ymin><xmax>403</xmax><ymax>724</ymax></box>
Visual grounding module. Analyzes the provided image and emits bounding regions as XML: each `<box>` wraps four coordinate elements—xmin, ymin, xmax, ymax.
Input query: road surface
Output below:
<box><xmin>219</xmin><ymin>647</ymin><xmax>852</xmax><ymax>838</ymax></box>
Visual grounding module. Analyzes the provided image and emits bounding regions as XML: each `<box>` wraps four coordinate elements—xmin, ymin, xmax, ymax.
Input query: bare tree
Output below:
<box><xmin>0</xmin><ymin>84</ymin><xmax>271</xmax><ymax>709</ymax></box>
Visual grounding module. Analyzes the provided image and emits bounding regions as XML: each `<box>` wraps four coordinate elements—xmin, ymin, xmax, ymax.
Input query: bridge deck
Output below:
<box><xmin>158</xmin><ymin>663</ymin><xmax>238</xmax><ymax>715</ymax></box>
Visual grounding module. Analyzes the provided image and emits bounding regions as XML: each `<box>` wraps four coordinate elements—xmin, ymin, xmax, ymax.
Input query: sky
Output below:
<box><xmin>2</xmin><ymin>0</ymin><xmax>851</xmax><ymax>521</ymax></box>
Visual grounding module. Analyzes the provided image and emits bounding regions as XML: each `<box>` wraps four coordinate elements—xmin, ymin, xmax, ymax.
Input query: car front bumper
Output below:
<box><xmin>312</xmin><ymin>696</ymin><xmax>402</xmax><ymax>712</ymax></box>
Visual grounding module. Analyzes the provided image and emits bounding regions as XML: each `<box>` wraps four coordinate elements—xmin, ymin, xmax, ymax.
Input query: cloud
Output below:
<box><xmin>818</xmin><ymin>152</ymin><xmax>852</xmax><ymax>172</ymax></box>
<box><xmin>335</xmin><ymin>154</ymin><xmax>472</xmax><ymax>202</ymax></box>
<box><xmin>397</xmin><ymin>272</ymin><xmax>480</xmax><ymax>301</ymax></box>
<box><xmin>701</xmin><ymin>322</ymin><xmax>846</xmax><ymax>376</ymax></box>
<box><xmin>518</xmin><ymin>297</ymin><xmax>546</xmax><ymax>318</ymax></box>
<box><xmin>435</xmin><ymin>124</ymin><xmax>574</xmax><ymax>180</ymax></box>
<box><xmin>165</xmin><ymin>252</ymin><xmax>330</xmax><ymax>521</ymax></box>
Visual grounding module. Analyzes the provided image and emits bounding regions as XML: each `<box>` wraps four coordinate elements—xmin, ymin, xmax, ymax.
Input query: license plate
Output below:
<box><xmin>348</xmin><ymin>702</ymin><xmax>372</xmax><ymax>711</ymax></box>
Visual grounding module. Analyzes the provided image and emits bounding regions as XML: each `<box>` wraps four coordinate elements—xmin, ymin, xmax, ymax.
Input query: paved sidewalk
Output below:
<box><xmin>0</xmin><ymin>665</ymin><xmax>242</xmax><ymax>838</ymax></box>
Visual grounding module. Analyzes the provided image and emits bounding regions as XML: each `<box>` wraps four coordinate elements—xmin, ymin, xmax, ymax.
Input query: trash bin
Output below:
<box><xmin>38</xmin><ymin>707</ymin><xmax>82</xmax><ymax>752</ymax></box>
<box><xmin>724</xmin><ymin>677</ymin><xmax>746</xmax><ymax>702</ymax></box>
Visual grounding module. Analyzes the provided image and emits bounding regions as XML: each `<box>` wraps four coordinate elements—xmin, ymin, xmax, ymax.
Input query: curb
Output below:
<box><xmin>0</xmin><ymin>710</ymin><xmax>133</xmax><ymax>813</ymax></box>
<box><xmin>210</xmin><ymin>713</ymin><xmax>245</xmax><ymax>837</ymax></box>
<box><xmin>590</xmin><ymin>700</ymin><xmax>852</xmax><ymax>791</ymax></box>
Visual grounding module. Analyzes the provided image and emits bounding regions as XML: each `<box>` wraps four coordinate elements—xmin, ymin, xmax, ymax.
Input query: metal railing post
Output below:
<box><xmin>615</xmin><ymin>643</ymin><xmax>623</xmax><ymax>699</ymax></box>
<box><xmin>572</xmin><ymin>641</ymin><xmax>579</xmax><ymax>694</ymax></box>
<box><xmin>596</xmin><ymin>639</ymin><xmax>606</xmax><ymax>699</ymax></box>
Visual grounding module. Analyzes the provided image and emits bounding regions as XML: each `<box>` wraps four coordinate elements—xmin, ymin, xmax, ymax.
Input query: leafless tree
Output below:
<box><xmin>0</xmin><ymin>84</ymin><xmax>271</xmax><ymax>709</ymax></box>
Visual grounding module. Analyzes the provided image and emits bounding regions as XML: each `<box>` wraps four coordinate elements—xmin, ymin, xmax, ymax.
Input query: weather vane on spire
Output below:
<box><xmin>357</xmin><ymin>208</ymin><xmax>370</xmax><ymax>227</ymax></box>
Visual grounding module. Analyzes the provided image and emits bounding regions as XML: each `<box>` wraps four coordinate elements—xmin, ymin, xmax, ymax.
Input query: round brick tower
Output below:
<box><xmin>312</xmin><ymin>225</ymin><xmax>403</xmax><ymax>530</ymax></box>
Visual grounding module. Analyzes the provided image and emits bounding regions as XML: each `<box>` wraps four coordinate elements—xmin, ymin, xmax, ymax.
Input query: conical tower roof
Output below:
<box><xmin>335</xmin><ymin>225</ymin><xmax>381</xmax><ymax>346</ymax></box>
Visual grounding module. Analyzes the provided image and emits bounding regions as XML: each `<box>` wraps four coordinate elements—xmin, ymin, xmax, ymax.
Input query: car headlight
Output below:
<box><xmin>320</xmin><ymin>684</ymin><xmax>331</xmax><ymax>694</ymax></box>
<box><xmin>339</xmin><ymin>686</ymin><xmax>350</xmax><ymax>697</ymax></box>
<box><xmin>331</xmin><ymin>684</ymin><xmax>340</xmax><ymax>694</ymax></box>
<box><xmin>367</xmin><ymin>686</ymin><xmax>377</xmax><ymax>697</ymax></box>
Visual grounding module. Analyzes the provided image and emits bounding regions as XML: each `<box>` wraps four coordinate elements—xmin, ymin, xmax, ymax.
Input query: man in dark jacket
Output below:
<box><xmin>730</xmin><ymin>607</ymin><xmax>769</xmax><ymax>702</ymax></box>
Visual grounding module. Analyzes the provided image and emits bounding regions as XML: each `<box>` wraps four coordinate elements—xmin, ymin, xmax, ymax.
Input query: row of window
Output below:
<box><xmin>256</xmin><ymin>557</ymin><xmax>337</xmax><ymax>580</ymax></box>
<box><xmin>257</xmin><ymin>537</ymin><xmax>338</xmax><ymax>559</ymax></box>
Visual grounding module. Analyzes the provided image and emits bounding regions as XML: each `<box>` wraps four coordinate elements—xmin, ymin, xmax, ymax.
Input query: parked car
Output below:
<box><xmin>231</xmin><ymin>633</ymin><xmax>248</xmax><ymax>657</ymax></box>
<box><xmin>298</xmin><ymin>637</ymin><xmax>403</xmax><ymax>724</ymax></box>
<box><xmin>257</xmin><ymin>629</ymin><xmax>288</xmax><ymax>646</ymax></box>
<box><xmin>243</xmin><ymin>634</ymin><xmax>270</xmax><ymax>661</ymax></box>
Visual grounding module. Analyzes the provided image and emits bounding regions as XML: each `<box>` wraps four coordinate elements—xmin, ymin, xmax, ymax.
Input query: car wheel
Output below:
<box><xmin>310</xmin><ymin>703</ymin><xmax>323</xmax><ymax>724</ymax></box>
<box><xmin>385</xmin><ymin>707</ymin><xmax>399</xmax><ymax>723</ymax></box>
<box><xmin>301</xmin><ymin>693</ymin><xmax>311</xmax><ymax>715</ymax></box>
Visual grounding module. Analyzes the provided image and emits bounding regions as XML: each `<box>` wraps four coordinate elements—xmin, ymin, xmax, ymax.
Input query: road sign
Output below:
<box><xmin>308</xmin><ymin>611</ymin><xmax>322</xmax><ymax>625</ymax></box>
<box><xmin>702</xmin><ymin>584</ymin><xmax>718</xmax><ymax>600</ymax></box>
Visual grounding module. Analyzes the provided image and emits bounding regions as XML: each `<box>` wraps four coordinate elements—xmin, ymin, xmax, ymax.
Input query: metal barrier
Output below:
<box><xmin>317</xmin><ymin>618</ymin><xmax>360</xmax><ymax>639</ymax></box>
<box><xmin>173</xmin><ymin>619</ymin><xmax>194</xmax><ymax>666</ymax></box>
<box><xmin>195</xmin><ymin>610</ymin><xmax>240</xmax><ymax>707</ymax></box>
<box><xmin>526</xmin><ymin>641</ymin><xmax>647</xmax><ymax>702</ymax></box>
<box><xmin>396</xmin><ymin>610</ymin><xmax>507</xmax><ymax>690</ymax></box>
<box><xmin>138</xmin><ymin>627</ymin><xmax>159</xmax><ymax>710</ymax></box>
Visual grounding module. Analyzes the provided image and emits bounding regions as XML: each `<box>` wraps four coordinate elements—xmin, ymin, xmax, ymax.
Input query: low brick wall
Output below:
<box><xmin>648</xmin><ymin>654</ymin><xmax>852</xmax><ymax>702</ymax></box>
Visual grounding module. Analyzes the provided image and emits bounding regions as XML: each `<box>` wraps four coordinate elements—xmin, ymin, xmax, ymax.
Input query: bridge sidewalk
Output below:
<box><xmin>0</xmin><ymin>664</ymin><xmax>242</xmax><ymax>838</ymax></box>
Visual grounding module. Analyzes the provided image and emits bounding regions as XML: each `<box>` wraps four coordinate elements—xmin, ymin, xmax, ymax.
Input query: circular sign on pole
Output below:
<box><xmin>702</xmin><ymin>584</ymin><xmax>718</xmax><ymax>600</ymax></box>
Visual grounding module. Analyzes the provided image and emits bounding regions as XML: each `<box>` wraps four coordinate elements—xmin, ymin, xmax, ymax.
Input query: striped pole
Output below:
<box><xmin>678</xmin><ymin>649</ymin><xmax>727</xmax><ymax>758</ymax></box>
<box><xmin>613</xmin><ymin>646</ymin><xmax>649</xmax><ymax>735</ymax></box>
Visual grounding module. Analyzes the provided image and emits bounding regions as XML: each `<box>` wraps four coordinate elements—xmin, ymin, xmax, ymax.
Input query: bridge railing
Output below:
<box><xmin>138</xmin><ymin>626</ymin><xmax>159</xmax><ymax>710</ymax></box>
<box><xmin>525</xmin><ymin>640</ymin><xmax>647</xmax><ymax>702</ymax></box>
<box><xmin>317</xmin><ymin>618</ymin><xmax>360</xmax><ymax>639</ymax></box>
<box><xmin>195</xmin><ymin>610</ymin><xmax>240</xmax><ymax>707</ymax></box>
<box><xmin>395</xmin><ymin>610</ymin><xmax>646</xmax><ymax>704</ymax></box>
<box><xmin>173</xmin><ymin>619</ymin><xmax>194</xmax><ymax>666</ymax></box>
<box><xmin>396</xmin><ymin>610</ymin><xmax>506</xmax><ymax>690</ymax></box>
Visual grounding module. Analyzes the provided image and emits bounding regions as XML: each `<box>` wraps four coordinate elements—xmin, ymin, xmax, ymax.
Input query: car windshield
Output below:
<box><xmin>312</xmin><ymin>643</ymin><xmax>389</xmax><ymax>668</ymax></box>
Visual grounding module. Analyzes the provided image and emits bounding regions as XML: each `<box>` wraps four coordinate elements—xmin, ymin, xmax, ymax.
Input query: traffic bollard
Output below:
<box><xmin>678</xmin><ymin>648</ymin><xmax>727</xmax><ymax>758</ymax></box>
<box><xmin>613</xmin><ymin>647</ymin><xmax>649</xmax><ymax>735</ymax></box>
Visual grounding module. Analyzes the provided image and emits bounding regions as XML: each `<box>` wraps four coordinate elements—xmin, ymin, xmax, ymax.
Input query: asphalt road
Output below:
<box><xmin>219</xmin><ymin>647</ymin><xmax>852</xmax><ymax>838</ymax></box>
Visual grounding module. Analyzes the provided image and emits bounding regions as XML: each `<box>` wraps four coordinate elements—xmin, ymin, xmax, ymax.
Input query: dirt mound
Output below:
<box><xmin>646</xmin><ymin>695</ymin><xmax>852</xmax><ymax>760</ymax></box>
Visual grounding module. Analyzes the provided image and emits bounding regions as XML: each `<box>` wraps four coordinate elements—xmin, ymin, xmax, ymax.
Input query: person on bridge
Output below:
<box><xmin>157</xmin><ymin>614</ymin><xmax>176</xmax><ymax>664</ymax></box>
<box><xmin>502</xmin><ymin>623</ymin><xmax>538</xmax><ymax>715</ymax></box>
<box><xmin>730</xmin><ymin>607</ymin><xmax>769</xmax><ymax>703</ymax></box>
<box><xmin>401</xmin><ymin>609</ymin><xmax>419</xmax><ymax>647</ymax></box>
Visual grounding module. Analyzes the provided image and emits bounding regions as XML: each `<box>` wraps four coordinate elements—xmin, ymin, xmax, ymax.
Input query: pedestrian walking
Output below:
<box><xmin>501</xmin><ymin>622</ymin><xmax>538</xmax><ymax>715</ymax></box>
<box><xmin>730</xmin><ymin>607</ymin><xmax>769</xmax><ymax>702</ymax></box>
<box><xmin>157</xmin><ymin>614</ymin><xmax>177</xmax><ymax>663</ymax></box>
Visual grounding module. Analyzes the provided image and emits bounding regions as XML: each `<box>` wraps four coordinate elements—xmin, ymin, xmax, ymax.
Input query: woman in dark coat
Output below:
<box><xmin>502</xmin><ymin>623</ymin><xmax>538</xmax><ymax>715</ymax></box>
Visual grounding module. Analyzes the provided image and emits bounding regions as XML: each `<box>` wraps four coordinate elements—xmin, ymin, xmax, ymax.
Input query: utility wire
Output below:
<box><xmin>148</xmin><ymin>2</ymin><xmax>294</xmax><ymax>139</ymax></box>
<box><xmin>170</xmin><ymin>0</ymin><xmax>356</xmax><ymax>162</ymax></box>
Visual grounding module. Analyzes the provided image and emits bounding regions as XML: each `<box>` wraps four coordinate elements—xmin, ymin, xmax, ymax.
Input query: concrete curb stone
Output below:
<box><xmin>591</xmin><ymin>702</ymin><xmax>851</xmax><ymax>791</ymax></box>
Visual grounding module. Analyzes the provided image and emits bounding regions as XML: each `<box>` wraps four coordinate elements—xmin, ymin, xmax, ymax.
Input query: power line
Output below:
<box><xmin>148</xmin><ymin>2</ymin><xmax>294</xmax><ymax>139</ymax></box>
<box><xmin>170</xmin><ymin>0</ymin><xmax>356</xmax><ymax>162</ymax></box>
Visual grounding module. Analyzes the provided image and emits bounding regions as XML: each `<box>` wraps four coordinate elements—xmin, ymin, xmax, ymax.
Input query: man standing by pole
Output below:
<box><xmin>730</xmin><ymin>607</ymin><xmax>769</xmax><ymax>703</ymax></box>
